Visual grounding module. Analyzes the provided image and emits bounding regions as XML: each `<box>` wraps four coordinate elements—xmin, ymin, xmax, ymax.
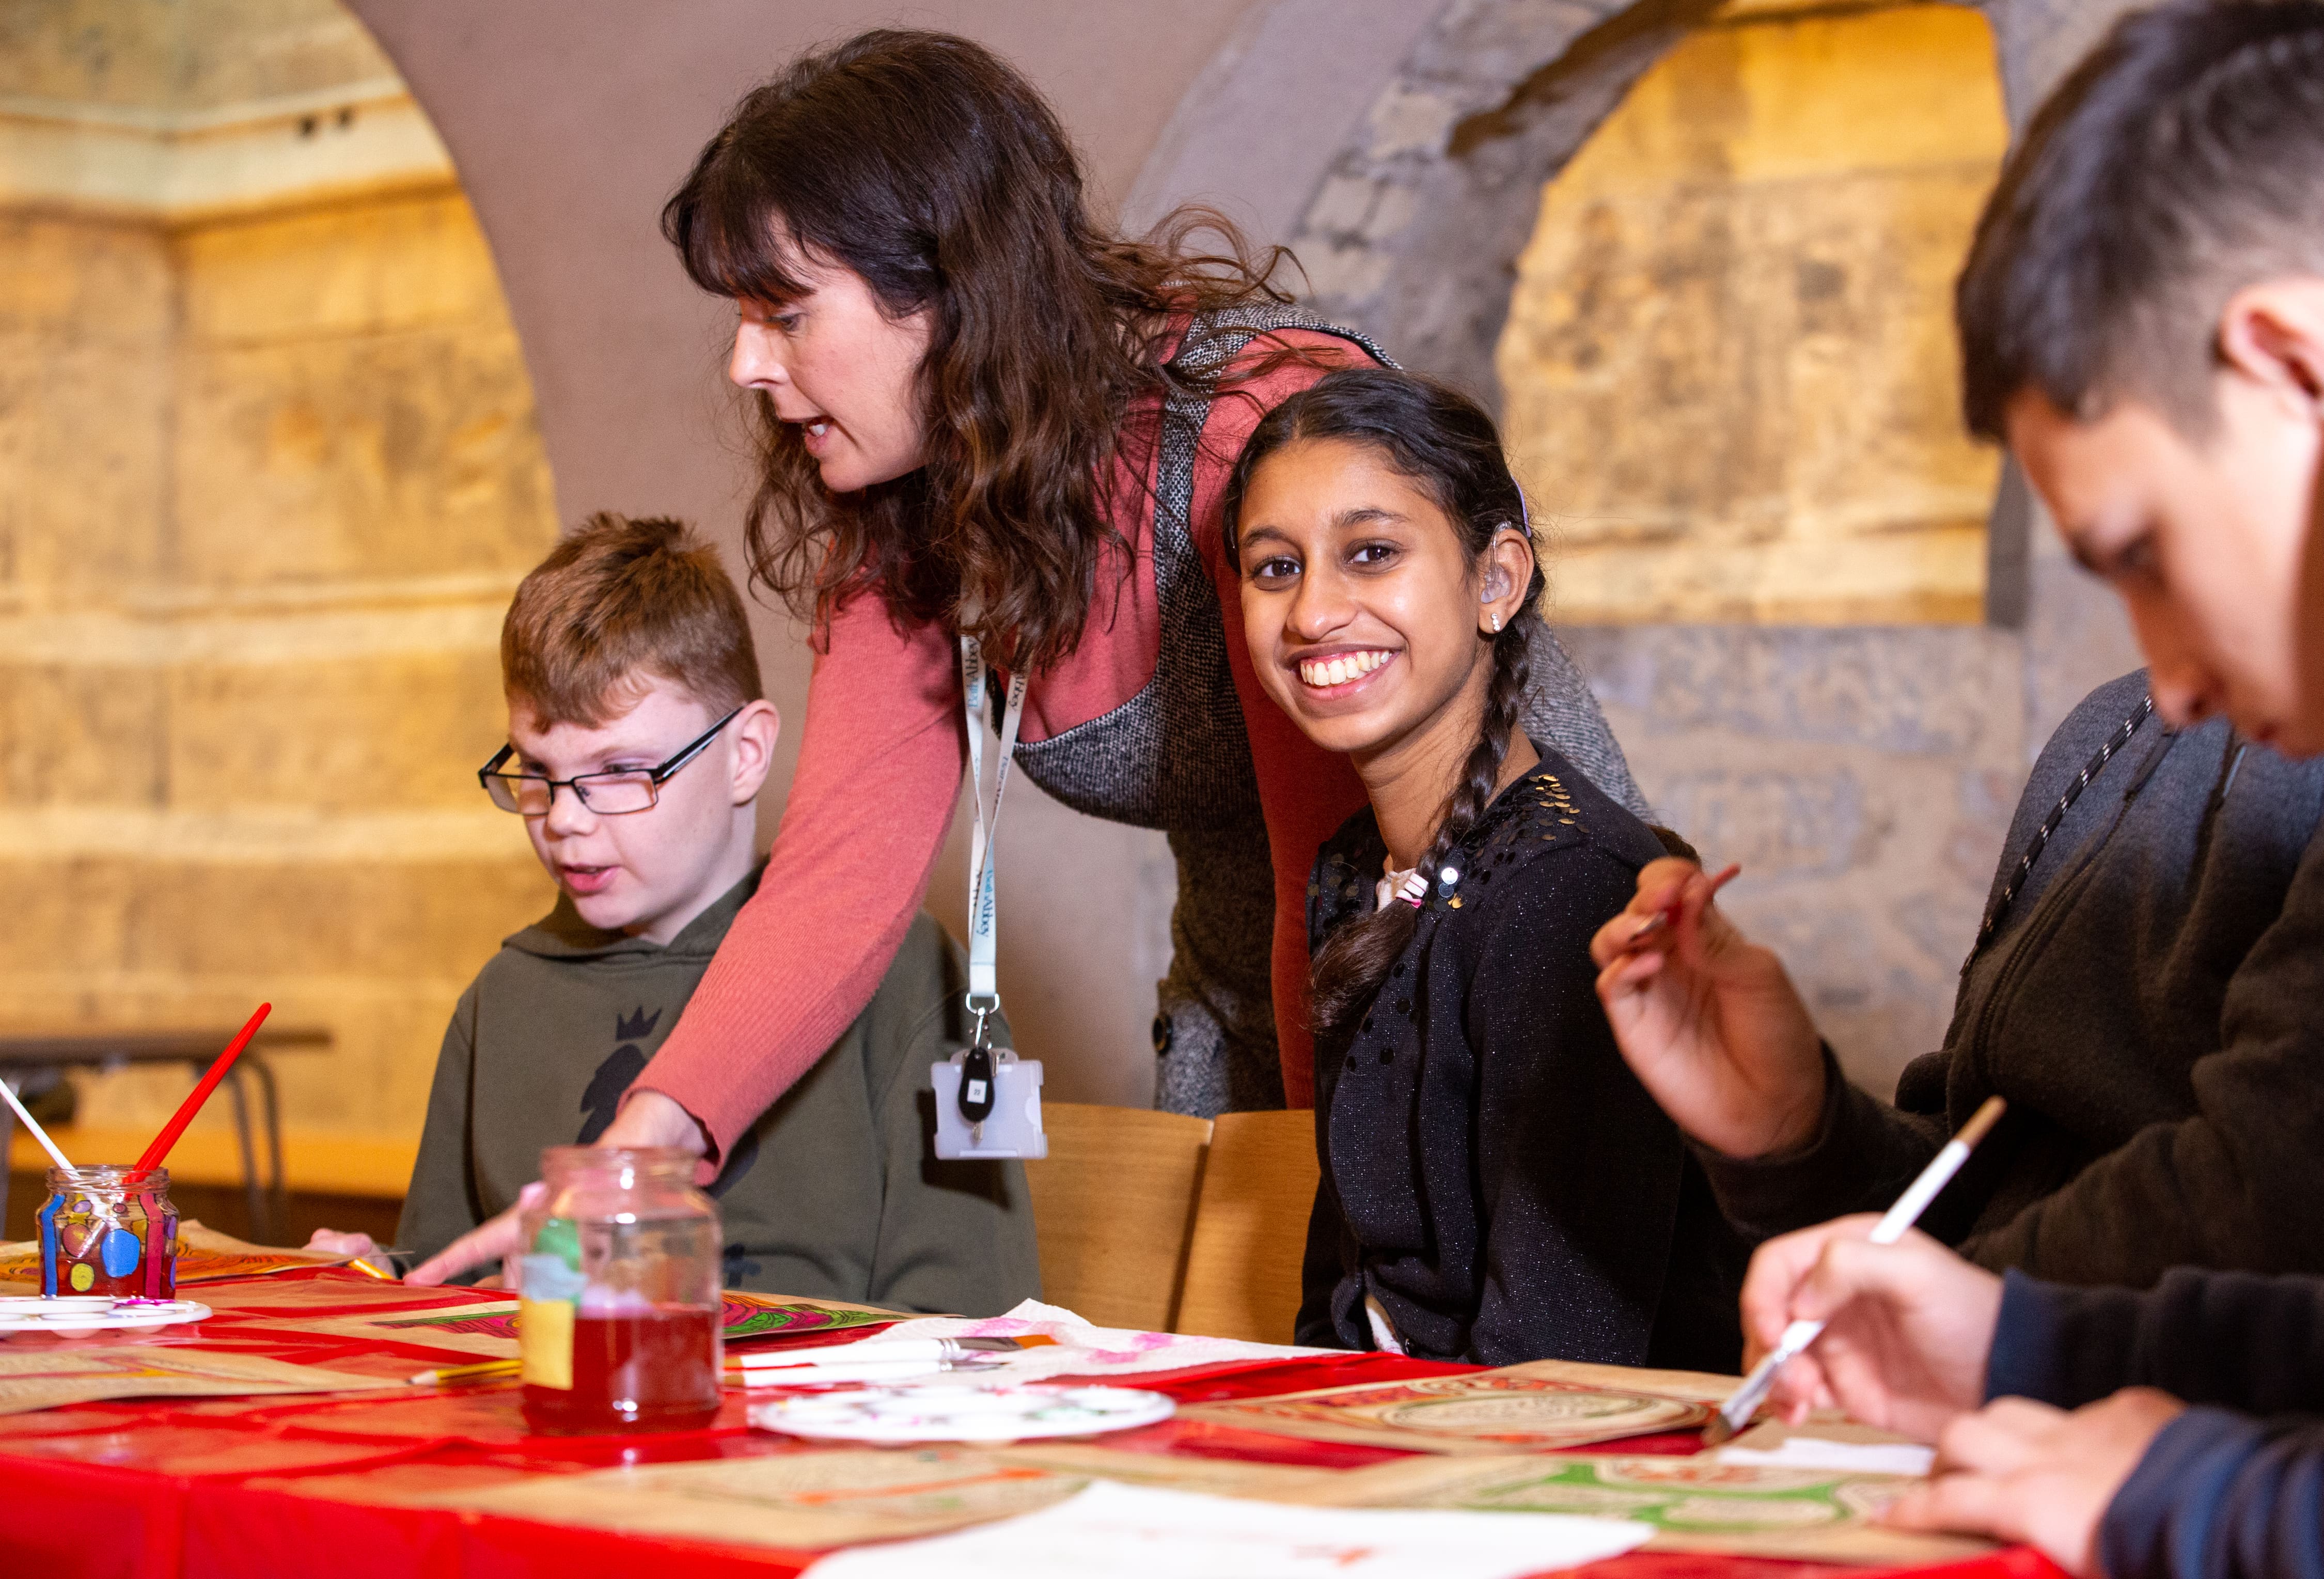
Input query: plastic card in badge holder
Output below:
<box><xmin>933</xmin><ymin>1050</ymin><xmax>1047</xmax><ymax>1159</ymax></box>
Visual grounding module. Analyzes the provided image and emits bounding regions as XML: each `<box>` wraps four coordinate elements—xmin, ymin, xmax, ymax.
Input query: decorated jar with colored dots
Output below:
<box><xmin>37</xmin><ymin>1166</ymin><xmax>178</xmax><ymax>1300</ymax></box>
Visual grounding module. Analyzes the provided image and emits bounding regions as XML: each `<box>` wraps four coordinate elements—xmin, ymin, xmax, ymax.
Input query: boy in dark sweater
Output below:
<box><xmin>1686</xmin><ymin>5</ymin><xmax>2324</xmax><ymax>1577</ymax></box>
<box><xmin>312</xmin><ymin>514</ymin><xmax>1038</xmax><ymax>1314</ymax></box>
<box><xmin>1593</xmin><ymin>665</ymin><xmax>2324</xmax><ymax>1286</ymax></box>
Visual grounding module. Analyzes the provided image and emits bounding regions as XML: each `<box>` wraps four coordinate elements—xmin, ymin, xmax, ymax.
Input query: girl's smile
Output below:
<box><xmin>1295</xmin><ymin>647</ymin><xmax>1399</xmax><ymax>692</ymax></box>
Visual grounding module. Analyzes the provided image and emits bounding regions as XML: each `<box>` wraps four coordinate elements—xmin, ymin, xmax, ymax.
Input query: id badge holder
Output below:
<box><xmin>936</xmin><ymin>637</ymin><xmax>1048</xmax><ymax>1160</ymax></box>
<box><xmin>932</xmin><ymin>996</ymin><xmax>1047</xmax><ymax>1160</ymax></box>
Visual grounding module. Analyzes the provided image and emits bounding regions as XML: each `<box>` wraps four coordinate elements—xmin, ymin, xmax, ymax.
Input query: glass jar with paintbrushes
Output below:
<box><xmin>510</xmin><ymin>1146</ymin><xmax>724</xmax><ymax>1434</ymax></box>
<box><xmin>20</xmin><ymin>1004</ymin><xmax>270</xmax><ymax>1301</ymax></box>
<box><xmin>35</xmin><ymin>1165</ymin><xmax>179</xmax><ymax>1299</ymax></box>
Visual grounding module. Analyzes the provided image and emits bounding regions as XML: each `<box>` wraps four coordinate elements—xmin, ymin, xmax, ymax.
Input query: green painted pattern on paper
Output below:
<box><xmin>1423</xmin><ymin>1457</ymin><xmax>1899</xmax><ymax>1534</ymax></box>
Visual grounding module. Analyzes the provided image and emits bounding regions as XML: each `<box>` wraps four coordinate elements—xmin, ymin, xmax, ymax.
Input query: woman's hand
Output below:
<box><xmin>305</xmin><ymin>1228</ymin><xmax>395</xmax><ymax>1279</ymax></box>
<box><xmin>1741</xmin><ymin>1216</ymin><xmax>2005</xmax><ymax>1443</ymax></box>
<box><xmin>1590</xmin><ymin>857</ymin><xmax>1827</xmax><ymax>1158</ymax></box>
<box><xmin>1885</xmin><ymin>1390</ymin><xmax>2187</xmax><ymax>1576</ymax></box>
<box><xmin>403</xmin><ymin>1092</ymin><xmax>710</xmax><ymax>1287</ymax></box>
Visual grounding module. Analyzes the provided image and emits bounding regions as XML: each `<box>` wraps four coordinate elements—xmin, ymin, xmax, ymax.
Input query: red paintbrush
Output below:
<box><xmin>134</xmin><ymin>1003</ymin><xmax>272</xmax><ymax>1176</ymax></box>
<box><xmin>1618</xmin><ymin>863</ymin><xmax>1741</xmax><ymax>953</ymax></box>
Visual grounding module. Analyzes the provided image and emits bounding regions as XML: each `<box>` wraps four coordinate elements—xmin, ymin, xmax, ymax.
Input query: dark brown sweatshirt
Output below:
<box><xmin>396</xmin><ymin>867</ymin><xmax>1040</xmax><ymax>1315</ymax></box>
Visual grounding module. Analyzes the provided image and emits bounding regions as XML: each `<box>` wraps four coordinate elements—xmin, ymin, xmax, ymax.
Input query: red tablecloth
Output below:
<box><xmin>0</xmin><ymin>1270</ymin><xmax>2069</xmax><ymax>1579</ymax></box>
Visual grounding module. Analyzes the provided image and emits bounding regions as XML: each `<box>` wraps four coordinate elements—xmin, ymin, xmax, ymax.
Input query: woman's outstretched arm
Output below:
<box><xmin>630</xmin><ymin>590</ymin><xmax>967</xmax><ymax>1162</ymax></box>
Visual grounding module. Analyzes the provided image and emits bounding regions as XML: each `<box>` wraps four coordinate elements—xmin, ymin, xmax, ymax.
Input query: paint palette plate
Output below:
<box><xmin>750</xmin><ymin>1382</ymin><xmax>1174</xmax><ymax>1443</ymax></box>
<box><xmin>0</xmin><ymin>1297</ymin><xmax>211</xmax><ymax>1334</ymax></box>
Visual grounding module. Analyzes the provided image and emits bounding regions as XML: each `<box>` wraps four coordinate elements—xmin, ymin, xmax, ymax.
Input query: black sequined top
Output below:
<box><xmin>1298</xmin><ymin>742</ymin><xmax>1748</xmax><ymax>1370</ymax></box>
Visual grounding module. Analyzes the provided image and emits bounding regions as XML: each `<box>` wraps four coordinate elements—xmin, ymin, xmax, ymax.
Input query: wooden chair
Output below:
<box><xmin>1022</xmin><ymin>1103</ymin><xmax>1212</xmax><ymax>1333</ymax></box>
<box><xmin>1173</xmin><ymin>1107</ymin><xmax>1321</xmax><ymax>1345</ymax></box>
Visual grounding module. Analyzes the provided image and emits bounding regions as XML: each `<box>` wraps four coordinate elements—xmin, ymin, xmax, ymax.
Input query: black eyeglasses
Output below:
<box><xmin>478</xmin><ymin>706</ymin><xmax>744</xmax><ymax>816</ymax></box>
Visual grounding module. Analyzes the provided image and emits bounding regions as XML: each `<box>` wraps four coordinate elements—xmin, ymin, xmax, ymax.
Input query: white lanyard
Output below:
<box><xmin>960</xmin><ymin>635</ymin><xmax>1028</xmax><ymax>1037</ymax></box>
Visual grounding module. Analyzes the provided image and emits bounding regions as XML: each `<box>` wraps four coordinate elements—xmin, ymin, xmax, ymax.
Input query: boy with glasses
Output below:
<box><xmin>311</xmin><ymin>513</ymin><xmax>1038</xmax><ymax>1312</ymax></box>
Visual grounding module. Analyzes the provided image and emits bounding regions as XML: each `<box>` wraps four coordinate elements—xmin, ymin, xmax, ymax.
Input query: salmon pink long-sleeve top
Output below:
<box><xmin>631</xmin><ymin>329</ymin><xmax>1370</xmax><ymax>1158</ymax></box>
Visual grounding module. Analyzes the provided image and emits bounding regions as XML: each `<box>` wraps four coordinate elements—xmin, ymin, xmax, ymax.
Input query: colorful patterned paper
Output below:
<box><xmin>0</xmin><ymin>1346</ymin><xmax>401</xmax><ymax>1416</ymax></box>
<box><xmin>370</xmin><ymin>1290</ymin><xmax>898</xmax><ymax>1345</ymax></box>
<box><xmin>1181</xmin><ymin>1358</ymin><xmax>1726</xmax><ymax>1456</ymax></box>
<box><xmin>860</xmin><ymin>1298</ymin><xmax>1330</xmax><ymax>1383</ymax></box>
<box><xmin>439</xmin><ymin>1443</ymin><xmax>1342</xmax><ymax>1551</ymax></box>
<box><xmin>1317</xmin><ymin>1450</ymin><xmax>1995</xmax><ymax>1564</ymax></box>
<box><xmin>0</xmin><ymin>1222</ymin><xmax>350</xmax><ymax>1291</ymax></box>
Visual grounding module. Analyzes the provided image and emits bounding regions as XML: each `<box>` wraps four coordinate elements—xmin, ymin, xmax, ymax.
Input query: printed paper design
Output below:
<box><xmin>372</xmin><ymin>1290</ymin><xmax>896</xmax><ymax>1345</ymax></box>
<box><xmin>0</xmin><ymin>1232</ymin><xmax>338</xmax><ymax>1291</ymax></box>
<box><xmin>442</xmin><ymin>1444</ymin><xmax>1342</xmax><ymax>1551</ymax></box>
<box><xmin>1183</xmin><ymin>1359</ymin><xmax>1715</xmax><ymax>1455</ymax></box>
<box><xmin>721</xmin><ymin>1292</ymin><xmax>897</xmax><ymax>1340</ymax></box>
<box><xmin>1319</xmin><ymin>1451</ymin><xmax>1996</xmax><ymax>1563</ymax></box>
<box><xmin>859</xmin><ymin>1298</ymin><xmax>1329</xmax><ymax>1383</ymax></box>
<box><xmin>0</xmin><ymin>1347</ymin><xmax>399</xmax><ymax>1416</ymax></box>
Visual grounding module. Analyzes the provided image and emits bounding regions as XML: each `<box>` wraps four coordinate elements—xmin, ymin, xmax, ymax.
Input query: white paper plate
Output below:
<box><xmin>0</xmin><ymin>1297</ymin><xmax>212</xmax><ymax>1334</ymax></box>
<box><xmin>750</xmin><ymin>1382</ymin><xmax>1175</xmax><ymax>1443</ymax></box>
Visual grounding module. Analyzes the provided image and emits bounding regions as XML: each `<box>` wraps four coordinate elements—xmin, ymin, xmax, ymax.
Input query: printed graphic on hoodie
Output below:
<box><xmin>578</xmin><ymin>1005</ymin><xmax>763</xmax><ymax>1281</ymax></box>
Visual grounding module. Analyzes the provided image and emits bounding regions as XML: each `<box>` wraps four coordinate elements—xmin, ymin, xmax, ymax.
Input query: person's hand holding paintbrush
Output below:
<box><xmin>1588</xmin><ymin>858</ymin><xmax>1828</xmax><ymax>1161</ymax></box>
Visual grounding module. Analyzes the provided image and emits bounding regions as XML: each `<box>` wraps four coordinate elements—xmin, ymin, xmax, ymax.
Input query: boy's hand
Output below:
<box><xmin>1590</xmin><ymin>857</ymin><xmax>1826</xmax><ymax>1159</ymax></box>
<box><xmin>1740</xmin><ymin>1216</ymin><xmax>2004</xmax><ymax>1443</ymax></box>
<box><xmin>1885</xmin><ymin>1389</ymin><xmax>2186</xmax><ymax>1576</ymax></box>
<box><xmin>405</xmin><ymin>1183</ymin><xmax>542</xmax><ymax>1287</ymax></box>
<box><xmin>403</xmin><ymin>1097</ymin><xmax>708</xmax><ymax>1287</ymax></box>
<box><xmin>305</xmin><ymin>1228</ymin><xmax>396</xmax><ymax>1279</ymax></box>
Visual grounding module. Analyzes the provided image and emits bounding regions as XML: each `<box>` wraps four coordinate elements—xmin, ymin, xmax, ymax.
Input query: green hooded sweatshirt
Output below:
<box><xmin>397</xmin><ymin>866</ymin><xmax>1040</xmax><ymax>1316</ymax></box>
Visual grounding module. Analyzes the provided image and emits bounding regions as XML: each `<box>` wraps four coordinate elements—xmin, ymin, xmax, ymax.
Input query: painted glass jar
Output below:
<box><xmin>511</xmin><ymin>1146</ymin><xmax>723</xmax><ymax>1434</ymax></box>
<box><xmin>38</xmin><ymin>1166</ymin><xmax>178</xmax><ymax>1299</ymax></box>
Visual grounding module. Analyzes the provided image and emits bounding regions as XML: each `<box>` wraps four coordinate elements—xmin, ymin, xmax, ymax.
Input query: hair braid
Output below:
<box><xmin>1308</xmin><ymin>614</ymin><xmax>1537</xmax><ymax>1056</ymax></box>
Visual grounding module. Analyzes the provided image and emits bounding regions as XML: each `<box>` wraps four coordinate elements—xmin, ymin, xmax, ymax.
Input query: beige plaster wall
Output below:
<box><xmin>2</xmin><ymin>0</ymin><xmax>559</xmax><ymax>1176</ymax></box>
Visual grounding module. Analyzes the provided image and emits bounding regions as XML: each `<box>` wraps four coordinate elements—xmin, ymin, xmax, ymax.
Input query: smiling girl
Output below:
<box><xmin>1228</xmin><ymin>369</ymin><xmax>1745</xmax><ymax>1367</ymax></box>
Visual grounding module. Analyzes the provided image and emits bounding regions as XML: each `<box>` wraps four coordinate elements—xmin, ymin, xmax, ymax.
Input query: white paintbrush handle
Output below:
<box><xmin>1715</xmin><ymin>1318</ymin><xmax>1823</xmax><ymax>1434</ymax></box>
<box><xmin>0</xmin><ymin>1076</ymin><xmax>72</xmax><ymax>1172</ymax></box>
<box><xmin>1713</xmin><ymin>1097</ymin><xmax>2008</xmax><ymax>1440</ymax></box>
<box><xmin>1869</xmin><ymin>1138</ymin><xmax>1971</xmax><ymax>1244</ymax></box>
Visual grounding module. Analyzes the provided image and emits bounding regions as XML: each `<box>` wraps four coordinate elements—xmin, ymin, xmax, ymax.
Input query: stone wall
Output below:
<box><xmin>2</xmin><ymin>0</ymin><xmax>559</xmax><ymax>1172</ymax></box>
<box><xmin>1499</xmin><ymin>3</ymin><xmax>2009</xmax><ymax>626</ymax></box>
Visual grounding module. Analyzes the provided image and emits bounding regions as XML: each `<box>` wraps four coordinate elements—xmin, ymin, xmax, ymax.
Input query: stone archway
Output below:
<box><xmin>1292</xmin><ymin>0</ymin><xmax>1728</xmax><ymax>398</ymax></box>
<box><xmin>1270</xmin><ymin>0</ymin><xmax>2129</xmax><ymax>399</ymax></box>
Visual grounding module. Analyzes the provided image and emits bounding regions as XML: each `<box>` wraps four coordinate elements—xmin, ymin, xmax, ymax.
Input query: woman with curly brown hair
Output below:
<box><xmin>413</xmin><ymin>30</ymin><xmax>1651</xmax><ymax>1278</ymax></box>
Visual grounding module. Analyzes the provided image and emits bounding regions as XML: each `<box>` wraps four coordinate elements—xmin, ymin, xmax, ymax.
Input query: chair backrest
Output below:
<box><xmin>1021</xmin><ymin>1102</ymin><xmax>1213</xmax><ymax>1333</ymax></box>
<box><xmin>1173</xmin><ymin>1107</ymin><xmax>1321</xmax><ymax>1345</ymax></box>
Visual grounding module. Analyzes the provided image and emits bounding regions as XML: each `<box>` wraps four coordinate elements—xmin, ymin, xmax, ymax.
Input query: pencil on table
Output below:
<box><xmin>409</xmin><ymin>1358</ymin><xmax>522</xmax><ymax>1386</ymax></box>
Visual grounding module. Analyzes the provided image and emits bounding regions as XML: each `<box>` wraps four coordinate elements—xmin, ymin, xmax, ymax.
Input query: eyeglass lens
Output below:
<box><xmin>482</xmin><ymin>771</ymin><xmax>658</xmax><ymax>816</ymax></box>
